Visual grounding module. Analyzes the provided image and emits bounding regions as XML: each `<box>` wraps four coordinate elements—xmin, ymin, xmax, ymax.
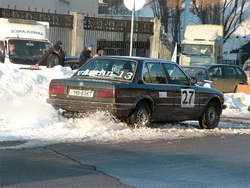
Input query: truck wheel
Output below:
<box><xmin>199</xmin><ymin>101</ymin><xmax>220</xmax><ymax>129</ymax></box>
<box><xmin>127</xmin><ymin>102</ymin><xmax>151</xmax><ymax>128</ymax></box>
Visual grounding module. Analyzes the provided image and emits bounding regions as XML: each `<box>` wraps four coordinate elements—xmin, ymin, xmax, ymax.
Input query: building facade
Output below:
<box><xmin>0</xmin><ymin>0</ymin><xmax>98</xmax><ymax>16</ymax></box>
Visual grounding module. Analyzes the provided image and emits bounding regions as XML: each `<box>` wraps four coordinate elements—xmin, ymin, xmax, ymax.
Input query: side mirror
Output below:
<box><xmin>190</xmin><ymin>77</ymin><xmax>197</xmax><ymax>85</ymax></box>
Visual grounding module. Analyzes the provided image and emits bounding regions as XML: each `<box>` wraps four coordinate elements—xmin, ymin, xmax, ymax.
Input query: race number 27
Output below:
<box><xmin>181</xmin><ymin>89</ymin><xmax>195</xmax><ymax>108</ymax></box>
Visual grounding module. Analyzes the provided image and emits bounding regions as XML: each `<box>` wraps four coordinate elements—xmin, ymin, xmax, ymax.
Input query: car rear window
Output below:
<box><xmin>73</xmin><ymin>58</ymin><xmax>136</xmax><ymax>81</ymax></box>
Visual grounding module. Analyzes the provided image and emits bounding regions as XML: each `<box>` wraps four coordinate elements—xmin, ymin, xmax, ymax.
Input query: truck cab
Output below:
<box><xmin>179</xmin><ymin>25</ymin><xmax>223</xmax><ymax>66</ymax></box>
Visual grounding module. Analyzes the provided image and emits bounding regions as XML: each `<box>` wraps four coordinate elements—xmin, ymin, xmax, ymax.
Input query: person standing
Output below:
<box><xmin>46</xmin><ymin>43</ymin><xmax>61</xmax><ymax>68</ymax></box>
<box><xmin>96</xmin><ymin>46</ymin><xmax>104</xmax><ymax>56</ymax></box>
<box><xmin>34</xmin><ymin>40</ymin><xmax>65</xmax><ymax>67</ymax></box>
<box><xmin>79</xmin><ymin>43</ymin><xmax>94</xmax><ymax>67</ymax></box>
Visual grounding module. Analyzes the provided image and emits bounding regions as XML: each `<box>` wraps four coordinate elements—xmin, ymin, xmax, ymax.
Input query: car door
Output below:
<box><xmin>163</xmin><ymin>63</ymin><xmax>200</xmax><ymax>119</ymax></box>
<box><xmin>208</xmin><ymin>66</ymin><xmax>225</xmax><ymax>92</ymax></box>
<box><xmin>0</xmin><ymin>40</ymin><xmax>5</xmax><ymax>63</ymax></box>
<box><xmin>142</xmin><ymin>62</ymin><xmax>175</xmax><ymax>121</ymax></box>
<box><xmin>222</xmin><ymin>66</ymin><xmax>238</xmax><ymax>92</ymax></box>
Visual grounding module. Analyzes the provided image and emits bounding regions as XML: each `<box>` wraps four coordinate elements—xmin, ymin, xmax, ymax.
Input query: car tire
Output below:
<box><xmin>199</xmin><ymin>101</ymin><xmax>220</xmax><ymax>129</ymax></box>
<box><xmin>128</xmin><ymin>102</ymin><xmax>151</xmax><ymax>128</ymax></box>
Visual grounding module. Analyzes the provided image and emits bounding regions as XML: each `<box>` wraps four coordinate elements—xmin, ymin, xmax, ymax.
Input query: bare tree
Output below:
<box><xmin>190</xmin><ymin>0</ymin><xmax>220</xmax><ymax>24</ymax></box>
<box><xmin>150</xmin><ymin>0</ymin><xmax>183</xmax><ymax>49</ymax></box>
<box><xmin>222</xmin><ymin>0</ymin><xmax>248</xmax><ymax>43</ymax></box>
<box><xmin>168</xmin><ymin>0</ymin><xmax>182</xmax><ymax>45</ymax></box>
<box><xmin>190</xmin><ymin>0</ymin><xmax>249</xmax><ymax>43</ymax></box>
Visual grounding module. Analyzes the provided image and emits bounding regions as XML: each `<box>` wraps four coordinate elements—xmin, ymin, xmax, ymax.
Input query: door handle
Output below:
<box><xmin>150</xmin><ymin>89</ymin><xmax>155</xmax><ymax>92</ymax></box>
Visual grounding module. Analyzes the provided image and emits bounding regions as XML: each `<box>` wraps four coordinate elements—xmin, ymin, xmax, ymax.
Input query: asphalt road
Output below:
<box><xmin>1</xmin><ymin>134</ymin><xmax>250</xmax><ymax>188</ymax></box>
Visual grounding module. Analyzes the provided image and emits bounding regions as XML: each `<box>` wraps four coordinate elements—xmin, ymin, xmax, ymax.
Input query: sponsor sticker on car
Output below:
<box><xmin>181</xmin><ymin>89</ymin><xmax>195</xmax><ymax>108</ymax></box>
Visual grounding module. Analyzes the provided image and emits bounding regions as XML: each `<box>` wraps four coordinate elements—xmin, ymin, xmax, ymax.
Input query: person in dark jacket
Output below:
<box><xmin>34</xmin><ymin>40</ymin><xmax>65</xmax><ymax>68</ymax></box>
<box><xmin>46</xmin><ymin>43</ymin><xmax>61</xmax><ymax>68</ymax></box>
<box><xmin>79</xmin><ymin>43</ymin><xmax>94</xmax><ymax>67</ymax></box>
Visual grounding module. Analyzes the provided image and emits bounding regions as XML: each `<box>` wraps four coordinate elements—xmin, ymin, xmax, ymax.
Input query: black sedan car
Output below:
<box><xmin>183</xmin><ymin>64</ymin><xmax>248</xmax><ymax>93</ymax></box>
<box><xmin>47</xmin><ymin>56</ymin><xmax>226</xmax><ymax>129</ymax></box>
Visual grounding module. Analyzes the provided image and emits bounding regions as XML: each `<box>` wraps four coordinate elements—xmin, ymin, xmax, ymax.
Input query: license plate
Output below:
<box><xmin>69</xmin><ymin>89</ymin><xmax>94</xmax><ymax>97</ymax></box>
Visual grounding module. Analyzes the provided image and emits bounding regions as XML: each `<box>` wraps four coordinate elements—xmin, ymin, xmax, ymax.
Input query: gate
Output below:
<box><xmin>84</xmin><ymin>16</ymin><xmax>153</xmax><ymax>57</ymax></box>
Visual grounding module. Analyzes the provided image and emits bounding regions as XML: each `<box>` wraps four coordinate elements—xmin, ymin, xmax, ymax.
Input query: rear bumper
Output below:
<box><xmin>46</xmin><ymin>98</ymin><xmax>134</xmax><ymax>118</ymax></box>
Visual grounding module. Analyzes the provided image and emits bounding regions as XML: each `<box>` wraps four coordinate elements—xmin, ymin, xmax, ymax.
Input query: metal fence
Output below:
<box><xmin>84</xmin><ymin>16</ymin><xmax>154</xmax><ymax>57</ymax></box>
<box><xmin>0</xmin><ymin>8</ymin><xmax>172</xmax><ymax>59</ymax></box>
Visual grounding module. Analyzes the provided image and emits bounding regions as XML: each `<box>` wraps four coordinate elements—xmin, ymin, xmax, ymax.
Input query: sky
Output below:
<box><xmin>0</xmin><ymin>64</ymin><xmax>249</xmax><ymax>149</ymax></box>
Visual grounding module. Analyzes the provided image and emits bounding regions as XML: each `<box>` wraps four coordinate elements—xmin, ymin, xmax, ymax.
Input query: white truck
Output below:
<box><xmin>0</xmin><ymin>18</ymin><xmax>52</xmax><ymax>69</ymax></box>
<box><xmin>179</xmin><ymin>25</ymin><xmax>223</xmax><ymax>66</ymax></box>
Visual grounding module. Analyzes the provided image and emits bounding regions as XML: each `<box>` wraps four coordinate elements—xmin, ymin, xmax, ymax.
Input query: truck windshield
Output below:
<box><xmin>8</xmin><ymin>39</ymin><xmax>52</xmax><ymax>65</ymax></box>
<box><xmin>182</xmin><ymin>44</ymin><xmax>213</xmax><ymax>56</ymax></box>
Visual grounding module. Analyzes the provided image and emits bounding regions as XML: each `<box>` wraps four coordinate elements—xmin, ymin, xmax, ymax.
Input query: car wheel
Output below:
<box><xmin>128</xmin><ymin>102</ymin><xmax>151</xmax><ymax>128</ymax></box>
<box><xmin>199</xmin><ymin>101</ymin><xmax>220</xmax><ymax>129</ymax></box>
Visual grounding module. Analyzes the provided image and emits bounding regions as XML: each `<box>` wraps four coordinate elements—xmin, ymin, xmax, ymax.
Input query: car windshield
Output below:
<box><xmin>8</xmin><ymin>39</ymin><xmax>52</xmax><ymax>65</ymax></box>
<box><xmin>182</xmin><ymin>67</ymin><xmax>210</xmax><ymax>80</ymax></box>
<box><xmin>74</xmin><ymin>58</ymin><xmax>136</xmax><ymax>81</ymax></box>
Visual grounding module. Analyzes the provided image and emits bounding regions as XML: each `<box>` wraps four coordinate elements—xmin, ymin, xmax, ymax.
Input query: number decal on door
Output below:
<box><xmin>181</xmin><ymin>89</ymin><xmax>195</xmax><ymax>108</ymax></box>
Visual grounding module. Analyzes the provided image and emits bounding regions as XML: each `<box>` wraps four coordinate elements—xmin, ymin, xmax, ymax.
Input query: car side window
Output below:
<box><xmin>224</xmin><ymin>67</ymin><xmax>236</xmax><ymax>76</ymax></box>
<box><xmin>164</xmin><ymin>64</ymin><xmax>189</xmax><ymax>85</ymax></box>
<box><xmin>235</xmin><ymin>67</ymin><xmax>243</xmax><ymax>76</ymax></box>
<box><xmin>209</xmin><ymin>66</ymin><xmax>222</xmax><ymax>78</ymax></box>
<box><xmin>143</xmin><ymin>62</ymin><xmax>167</xmax><ymax>84</ymax></box>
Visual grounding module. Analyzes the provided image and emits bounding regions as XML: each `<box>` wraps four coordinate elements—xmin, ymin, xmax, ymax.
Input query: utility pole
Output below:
<box><xmin>183</xmin><ymin>0</ymin><xmax>190</xmax><ymax>40</ymax></box>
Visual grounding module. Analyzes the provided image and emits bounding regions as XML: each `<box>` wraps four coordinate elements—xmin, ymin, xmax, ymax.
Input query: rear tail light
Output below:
<box><xmin>49</xmin><ymin>85</ymin><xmax>68</xmax><ymax>95</ymax></box>
<box><xmin>94</xmin><ymin>89</ymin><xmax>116</xmax><ymax>98</ymax></box>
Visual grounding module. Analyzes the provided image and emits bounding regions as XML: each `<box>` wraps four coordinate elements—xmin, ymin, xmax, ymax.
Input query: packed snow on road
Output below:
<box><xmin>0</xmin><ymin>64</ymin><xmax>249</xmax><ymax>149</ymax></box>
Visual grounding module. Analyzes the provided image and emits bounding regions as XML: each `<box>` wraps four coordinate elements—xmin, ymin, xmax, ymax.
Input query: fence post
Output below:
<box><xmin>150</xmin><ymin>18</ymin><xmax>171</xmax><ymax>60</ymax></box>
<box><xmin>150</xmin><ymin>18</ymin><xmax>160</xmax><ymax>58</ymax></box>
<box><xmin>70</xmin><ymin>12</ymin><xmax>85</xmax><ymax>57</ymax></box>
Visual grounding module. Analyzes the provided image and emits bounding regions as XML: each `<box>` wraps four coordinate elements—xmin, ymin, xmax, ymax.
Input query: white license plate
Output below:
<box><xmin>69</xmin><ymin>89</ymin><xmax>94</xmax><ymax>97</ymax></box>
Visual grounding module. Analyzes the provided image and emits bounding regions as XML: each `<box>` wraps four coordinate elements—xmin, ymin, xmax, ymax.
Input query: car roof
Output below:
<box><xmin>181</xmin><ymin>65</ymin><xmax>208</xmax><ymax>69</ymax></box>
<box><xmin>194</xmin><ymin>63</ymin><xmax>239</xmax><ymax>68</ymax></box>
<box><xmin>94</xmin><ymin>56</ymin><xmax>176</xmax><ymax>64</ymax></box>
